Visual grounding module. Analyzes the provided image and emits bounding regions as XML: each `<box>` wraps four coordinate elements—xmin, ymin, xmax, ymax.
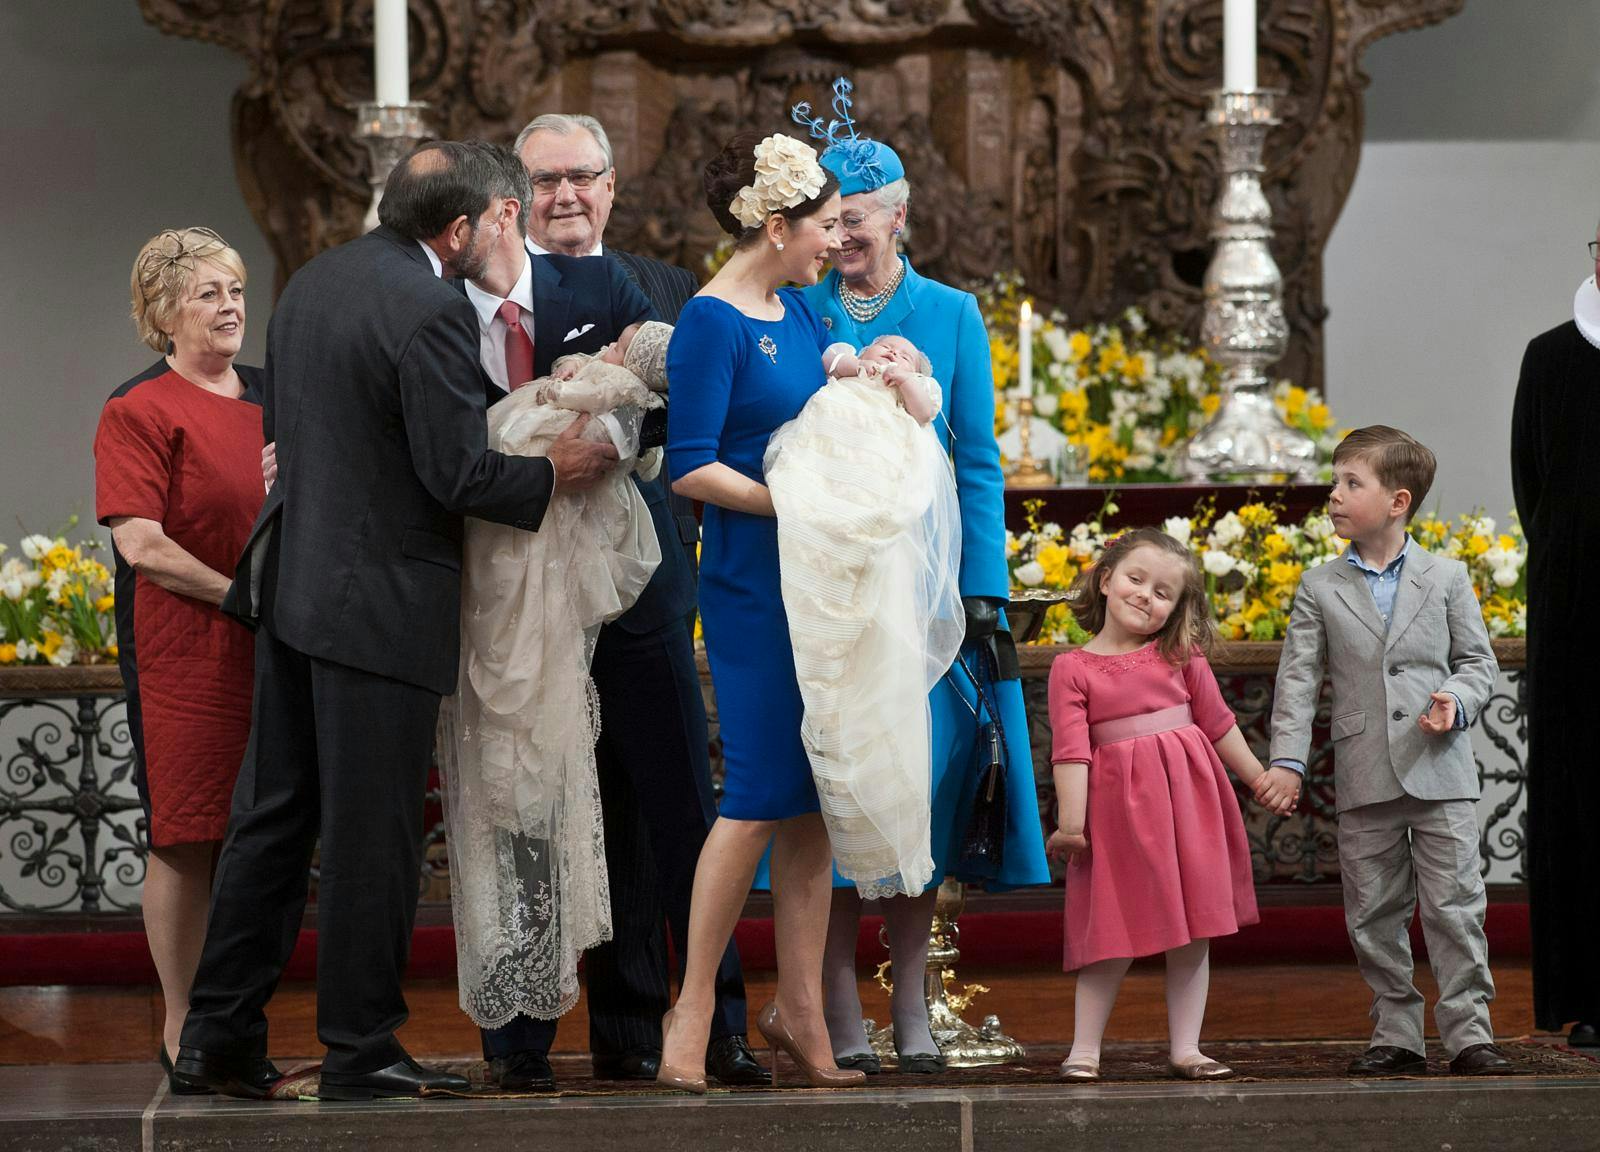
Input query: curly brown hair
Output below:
<box><xmin>1066</xmin><ymin>527</ymin><xmax>1217</xmax><ymax>665</ymax></box>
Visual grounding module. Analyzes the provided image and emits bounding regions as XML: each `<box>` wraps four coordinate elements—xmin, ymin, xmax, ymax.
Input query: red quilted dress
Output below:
<box><xmin>93</xmin><ymin>361</ymin><xmax>264</xmax><ymax>847</ymax></box>
<box><xmin>1048</xmin><ymin>644</ymin><xmax>1260</xmax><ymax>971</ymax></box>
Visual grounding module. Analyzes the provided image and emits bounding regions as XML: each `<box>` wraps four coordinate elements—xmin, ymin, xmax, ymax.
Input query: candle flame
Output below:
<box><xmin>1020</xmin><ymin>299</ymin><xmax>1032</xmax><ymax>327</ymax></box>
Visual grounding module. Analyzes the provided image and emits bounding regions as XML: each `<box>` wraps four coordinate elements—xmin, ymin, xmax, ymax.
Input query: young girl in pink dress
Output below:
<box><xmin>1046</xmin><ymin>528</ymin><xmax>1299</xmax><ymax>1082</ymax></box>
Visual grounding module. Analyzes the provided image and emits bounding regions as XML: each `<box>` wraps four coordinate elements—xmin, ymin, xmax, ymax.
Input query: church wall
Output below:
<box><xmin>0</xmin><ymin>2</ymin><xmax>271</xmax><ymax>541</ymax></box>
<box><xmin>1322</xmin><ymin>0</ymin><xmax>1600</xmax><ymax>520</ymax></box>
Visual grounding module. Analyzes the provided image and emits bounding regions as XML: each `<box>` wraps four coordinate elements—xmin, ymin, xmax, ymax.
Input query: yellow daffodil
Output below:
<box><xmin>0</xmin><ymin>643</ymin><xmax>15</xmax><ymax>664</ymax></box>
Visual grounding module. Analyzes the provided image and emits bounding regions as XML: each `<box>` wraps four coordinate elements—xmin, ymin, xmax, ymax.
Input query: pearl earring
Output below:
<box><xmin>775</xmin><ymin>241</ymin><xmax>785</xmax><ymax>251</ymax></box>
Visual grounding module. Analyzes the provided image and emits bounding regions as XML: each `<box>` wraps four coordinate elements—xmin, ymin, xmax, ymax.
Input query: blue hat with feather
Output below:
<box><xmin>791</xmin><ymin>77</ymin><xmax>904</xmax><ymax>197</ymax></box>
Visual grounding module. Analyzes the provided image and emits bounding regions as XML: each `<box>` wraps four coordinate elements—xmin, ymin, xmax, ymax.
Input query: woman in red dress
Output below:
<box><xmin>93</xmin><ymin>228</ymin><xmax>264</xmax><ymax>1086</ymax></box>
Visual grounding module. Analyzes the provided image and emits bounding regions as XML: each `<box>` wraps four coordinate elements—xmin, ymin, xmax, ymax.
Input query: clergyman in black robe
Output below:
<box><xmin>1509</xmin><ymin>257</ymin><xmax>1600</xmax><ymax>1045</ymax></box>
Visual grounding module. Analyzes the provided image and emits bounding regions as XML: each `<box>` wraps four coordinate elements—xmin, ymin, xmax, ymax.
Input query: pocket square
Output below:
<box><xmin>563</xmin><ymin>323</ymin><xmax>595</xmax><ymax>342</ymax></box>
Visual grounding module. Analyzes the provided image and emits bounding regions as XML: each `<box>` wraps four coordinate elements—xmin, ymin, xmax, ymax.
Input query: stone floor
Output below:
<box><xmin>3</xmin><ymin>1043</ymin><xmax>1598</xmax><ymax>1152</ymax></box>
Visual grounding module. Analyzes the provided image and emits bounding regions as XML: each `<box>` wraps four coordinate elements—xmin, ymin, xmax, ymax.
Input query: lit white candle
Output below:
<box><xmin>1018</xmin><ymin>299</ymin><xmax>1034</xmax><ymax>398</ymax></box>
<box><xmin>1223</xmin><ymin>0</ymin><xmax>1257</xmax><ymax>92</ymax></box>
<box><xmin>374</xmin><ymin>0</ymin><xmax>409</xmax><ymax>105</ymax></box>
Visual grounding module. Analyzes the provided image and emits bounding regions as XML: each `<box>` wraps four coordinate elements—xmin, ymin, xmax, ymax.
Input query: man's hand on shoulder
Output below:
<box><xmin>546</xmin><ymin>414</ymin><xmax>619</xmax><ymax>491</ymax></box>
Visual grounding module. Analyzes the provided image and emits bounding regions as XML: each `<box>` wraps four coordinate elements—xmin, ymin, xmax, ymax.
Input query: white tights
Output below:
<box><xmin>1066</xmin><ymin>939</ymin><xmax>1212</xmax><ymax>1065</ymax></box>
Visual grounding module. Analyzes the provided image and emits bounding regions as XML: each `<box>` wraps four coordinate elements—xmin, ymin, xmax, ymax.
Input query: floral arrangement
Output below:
<box><xmin>982</xmin><ymin>275</ymin><xmax>1344</xmax><ymax>483</ymax></box>
<box><xmin>0</xmin><ymin>522</ymin><xmax>117</xmax><ymax>666</ymax></box>
<box><xmin>1009</xmin><ymin>499</ymin><xmax>1528</xmax><ymax>644</ymax></box>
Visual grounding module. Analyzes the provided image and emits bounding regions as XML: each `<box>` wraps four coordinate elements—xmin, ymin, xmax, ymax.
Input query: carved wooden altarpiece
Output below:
<box><xmin>140</xmin><ymin>0</ymin><xmax>1461</xmax><ymax>394</ymax></box>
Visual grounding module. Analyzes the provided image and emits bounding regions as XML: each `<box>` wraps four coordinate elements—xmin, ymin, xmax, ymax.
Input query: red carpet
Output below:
<box><xmin>0</xmin><ymin>903</ymin><xmax>1532</xmax><ymax>987</ymax></box>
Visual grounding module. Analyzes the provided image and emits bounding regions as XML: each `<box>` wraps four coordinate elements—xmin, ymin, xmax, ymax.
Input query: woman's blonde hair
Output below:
<box><xmin>1067</xmin><ymin>527</ymin><xmax>1217</xmax><ymax>665</ymax></box>
<box><xmin>130</xmin><ymin>227</ymin><xmax>247</xmax><ymax>353</ymax></box>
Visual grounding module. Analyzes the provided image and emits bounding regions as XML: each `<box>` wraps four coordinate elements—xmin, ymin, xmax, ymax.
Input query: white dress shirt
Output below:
<box><xmin>417</xmin><ymin>241</ymin><xmax>444</xmax><ymax>278</ymax></box>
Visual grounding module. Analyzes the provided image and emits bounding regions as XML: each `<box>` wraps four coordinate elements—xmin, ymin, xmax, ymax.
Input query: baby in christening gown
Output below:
<box><xmin>438</xmin><ymin>319</ymin><xmax>673</xmax><ymax>1029</ymax></box>
<box><xmin>764</xmin><ymin>334</ymin><xmax>965</xmax><ymax>900</ymax></box>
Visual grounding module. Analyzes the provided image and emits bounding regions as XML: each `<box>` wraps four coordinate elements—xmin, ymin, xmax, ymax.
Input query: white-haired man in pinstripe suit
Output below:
<box><xmin>475</xmin><ymin>113</ymin><xmax>765</xmax><ymax>1092</ymax></box>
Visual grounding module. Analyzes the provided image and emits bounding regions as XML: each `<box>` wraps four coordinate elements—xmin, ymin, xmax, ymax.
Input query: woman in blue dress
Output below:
<box><xmin>656</xmin><ymin>131</ymin><xmax>865</xmax><ymax>1092</ymax></box>
<box><xmin>794</xmin><ymin>89</ymin><xmax>1052</xmax><ymax>1074</ymax></box>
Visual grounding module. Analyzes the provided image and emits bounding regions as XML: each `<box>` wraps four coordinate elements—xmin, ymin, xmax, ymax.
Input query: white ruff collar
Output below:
<box><xmin>1575</xmin><ymin>276</ymin><xmax>1600</xmax><ymax>351</ymax></box>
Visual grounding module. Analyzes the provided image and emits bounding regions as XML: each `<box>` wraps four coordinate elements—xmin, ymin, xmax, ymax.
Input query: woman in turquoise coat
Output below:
<box><xmin>793</xmin><ymin>94</ymin><xmax>1050</xmax><ymax>1073</ymax></box>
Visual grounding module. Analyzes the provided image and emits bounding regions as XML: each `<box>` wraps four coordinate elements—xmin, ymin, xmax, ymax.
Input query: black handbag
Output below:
<box><xmin>955</xmin><ymin>643</ymin><xmax>1009</xmax><ymax>874</ymax></box>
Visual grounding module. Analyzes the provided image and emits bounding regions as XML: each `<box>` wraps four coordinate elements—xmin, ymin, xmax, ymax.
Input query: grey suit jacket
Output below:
<box><xmin>1269</xmin><ymin>546</ymin><xmax>1498</xmax><ymax>813</ymax></box>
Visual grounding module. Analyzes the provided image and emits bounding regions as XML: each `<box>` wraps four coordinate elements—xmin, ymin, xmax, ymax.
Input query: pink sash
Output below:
<box><xmin>1088</xmin><ymin>703</ymin><xmax>1194</xmax><ymax>748</ymax></box>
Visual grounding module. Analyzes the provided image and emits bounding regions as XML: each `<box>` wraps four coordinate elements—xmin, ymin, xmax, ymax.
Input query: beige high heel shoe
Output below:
<box><xmin>655</xmin><ymin>1009</ymin><xmax>708</xmax><ymax>1095</ymax></box>
<box><xmin>755</xmin><ymin>1003</ymin><xmax>867</xmax><ymax>1089</ymax></box>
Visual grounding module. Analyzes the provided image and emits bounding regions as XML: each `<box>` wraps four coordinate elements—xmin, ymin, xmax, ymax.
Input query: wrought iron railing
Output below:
<box><xmin>0</xmin><ymin>641</ymin><xmax>1528</xmax><ymax>912</ymax></box>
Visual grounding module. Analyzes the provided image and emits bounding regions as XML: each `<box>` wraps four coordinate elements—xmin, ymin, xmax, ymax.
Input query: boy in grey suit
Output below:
<box><xmin>1267</xmin><ymin>426</ymin><xmax>1510</xmax><ymax>1076</ymax></box>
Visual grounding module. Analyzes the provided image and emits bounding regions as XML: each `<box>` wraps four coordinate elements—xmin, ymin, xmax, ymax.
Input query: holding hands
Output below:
<box><xmin>1251</xmin><ymin>765</ymin><xmax>1301</xmax><ymax>816</ymax></box>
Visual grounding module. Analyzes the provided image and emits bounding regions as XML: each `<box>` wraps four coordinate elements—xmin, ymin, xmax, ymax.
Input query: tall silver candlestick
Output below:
<box><xmin>356</xmin><ymin>102</ymin><xmax>431</xmax><ymax>233</ymax></box>
<box><xmin>1182</xmin><ymin>90</ymin><xmax>1316</xmax><ymax>480</ymax></box>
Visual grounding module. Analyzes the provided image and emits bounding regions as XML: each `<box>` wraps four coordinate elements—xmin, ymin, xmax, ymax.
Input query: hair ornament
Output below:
<box><xmin>730</xmin><ymin>134</ymin><xmax>827</xmax><ymax>230</ymax></box>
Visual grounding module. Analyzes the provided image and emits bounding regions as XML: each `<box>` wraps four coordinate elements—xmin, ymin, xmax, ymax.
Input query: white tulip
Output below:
<box><xmin>1202</xmin><ymin>550</ymin><xmax>1235</xmax><ymax>577</ymax></box>
<box><xmin>1042</xmin><ymin>327</ymin><xmax>1071</xmax><ymax>362</ymax></box>
<box><xmin>1014</xmin><ymin>561</ymin><xmax>1045</xmax><ymax>587</ymax></box>
<box><xmin>1208</xmin><ymin>512</ymin><xmax>1246</xmax><ymax>548</ymax></box>
<box><xmin>0</xmin><ymin>577</ymin><xmax>21</xmax><ymax>601</ymax></box>
<box><xmin>19</xmin><ymin>534</ymin><xmax>52</xmax><ymax>561</ymax></box>
<box><xmin>1162</xmin><ymin>517</ymin><xmax>1192</xmax><ymax>546</ymax></box>
<box><xmin>1492</xmin><ymin>565</ymin><xmax>1519</xmax><ymax>588</ymax></box>
<box><xmin>1034</xmin><ymin>392</ymin><xmax>1059</xmax><ymax>417</ymax></box>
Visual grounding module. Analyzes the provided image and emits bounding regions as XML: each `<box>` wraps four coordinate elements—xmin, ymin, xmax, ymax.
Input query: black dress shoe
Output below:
<box><xmin>489</xmin><ymin>1050</ymin><xmax>556</xmax><ymax>1092</ymax></box>
<box><xmin>1450</xmin><ymin>1043</ymin><xmax>1513</xmax><ymax>1076</ymax></box>
<box><xmin>833</xmin><ymin>1051</ymin><xmax>882</xmax><ymax>1076</ymax></box>
<box><xmin>319</xmin><ymin>1056</ymin><xmax>470</xmax><ymax>1101</ymax></box>
<box><xmin>160</xmin><ymin>1045</ymin><xmax>214</xmax><ymax>1096</ymax></box>
<box><xmin>1346</xmin><ymin>1046</ymin><xmax>1426</xmax><ymax>1077</ymax></box>
<box><xmin>1569</xmin><ymin>1023</ymin><xmax>1600</xmax><ymax>1048</ymax></box>
<box><xmin>171</xmin><ymin>1046</ymin><xmax>285</xmax><ymax>1100</ymax></box>
<box><xmin>592</xmin><ymin>1048</ymin><xmax>661</xmax><ymax>1081</ymax></box>
<box><xmin>707</xmin><ymin>1034</ymin><xmax>772</xmax><ymax>1086</ymax></box>
<box><xmin>893</xmin><ymin>1045</ymin><xmax>946</xmax><ymax>1075</ymax></box>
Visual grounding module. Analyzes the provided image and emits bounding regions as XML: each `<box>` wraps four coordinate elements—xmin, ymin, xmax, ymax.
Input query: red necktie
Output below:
<box><xmin>499</xmin><ymin>299</ymin><xmax>535</xmax><ymax>391</ymax></box>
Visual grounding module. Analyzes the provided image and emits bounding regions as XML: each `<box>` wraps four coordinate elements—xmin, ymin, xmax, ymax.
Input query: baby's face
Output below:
<box><xmin>860</xmin><ymin>336</ymin><xmax>919</xmax><ymax>372</ymax></box>
<box><xmin>601</xmin><ymin>323</ymin><xmax>642</xmax><ymax>367</ymax></box>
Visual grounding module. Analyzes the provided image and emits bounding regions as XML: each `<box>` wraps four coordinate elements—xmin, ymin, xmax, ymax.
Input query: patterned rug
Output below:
<box><xmin>263</xmin><ymin>1040</ymin><xmax>1600</xmax><ymax>1100</ymax></box>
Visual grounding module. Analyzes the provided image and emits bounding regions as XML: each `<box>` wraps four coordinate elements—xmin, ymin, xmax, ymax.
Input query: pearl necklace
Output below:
<box><xmin>838</xmin><ymin>259</ymin><xmax>906</xmax><ymax>324</ymax></box>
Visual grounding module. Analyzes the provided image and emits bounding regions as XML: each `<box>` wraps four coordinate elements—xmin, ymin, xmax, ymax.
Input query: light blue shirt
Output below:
<box><xmin>1272</xmin><ymin>536</ymin><xmax>1466</xmax><ymax>779</ymax></box>
<box><xmin>1345</xmin><ymin>535</ymin><xmax>1413</xmax><ymax>630</ymax></box>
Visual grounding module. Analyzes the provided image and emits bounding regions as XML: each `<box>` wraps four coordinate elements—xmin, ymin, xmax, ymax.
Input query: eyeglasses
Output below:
<box><xmin>1589</xmin><ymin>241</ymin><xmax>1600</xmax><ymax>259</ymax></box>
<box><xmin>530</xmin><ymin>169</ymin><xmax>607</xmax><ymax>195</ymax></box>
<box><xmin>839</xmin><ymin>206</ymin><xmax>888</xmax><ymax>233</ymax></box>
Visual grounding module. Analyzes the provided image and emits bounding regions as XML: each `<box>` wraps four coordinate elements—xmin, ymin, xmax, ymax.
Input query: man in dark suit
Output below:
<box><xmin>493</xmin><ymin>113</ymin><xmax>764</xmax><ymax>1088</ymax></box>
<box><xmin>173</xmin><ymin>141</ymin><xmax>620</xmax><ymax>1102</ymax></box>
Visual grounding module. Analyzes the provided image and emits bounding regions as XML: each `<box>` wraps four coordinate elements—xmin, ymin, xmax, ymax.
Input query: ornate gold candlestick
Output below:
<box><xmin>1006</xmin><ymin>395</ymin><xmax>1055</xmax><ymax>487</ymax></box>
<box><xmin>865</xmin><ymin>878</ymin><xmax>1027</xmax><ymax>1068</ymax></box>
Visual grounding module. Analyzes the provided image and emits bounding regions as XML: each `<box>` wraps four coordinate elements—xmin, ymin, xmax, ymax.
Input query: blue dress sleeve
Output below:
<box><xmin>948</xmin><ymin>291</ymin><xmax>1010</xmax><ymax>599</ymax></box>
<box><xmin>666</xmin><ymin>298</ymin><xmax>742</xmax><ymax>477</ymax></box>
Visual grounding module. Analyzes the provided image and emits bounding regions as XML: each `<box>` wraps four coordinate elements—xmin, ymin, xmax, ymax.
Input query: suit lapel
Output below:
<box><xmin>1331</xmin><ymin>558</ymin><xmax>1388</xmax><ymax>641</ymax></box>
<box><xmin>1384</xmin><ymin>546</ymin><xmax>1437</xmax><ymax>650</ymax></box>
<box><xmin>529</xmin><ymin>251</ymin><xmax>573</xmax><ymax>376</ymax></box>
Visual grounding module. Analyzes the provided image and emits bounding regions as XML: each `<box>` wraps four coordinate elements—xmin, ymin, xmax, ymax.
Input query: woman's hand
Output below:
<box><xmin>1047</xmin><ymin>827</ymin><xmax>1089</xmax><ymax>865</ymax></box>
